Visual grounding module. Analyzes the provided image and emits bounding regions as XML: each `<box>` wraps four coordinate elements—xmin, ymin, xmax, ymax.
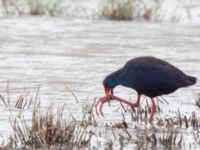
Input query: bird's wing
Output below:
<box><xmin>119</xmin><ymin>62</ymin><xmax>185</xmax><ymax>92</ymax></box>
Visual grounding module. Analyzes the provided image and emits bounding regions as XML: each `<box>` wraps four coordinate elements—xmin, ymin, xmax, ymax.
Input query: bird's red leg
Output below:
<box><xmin>149</xmin><ymin>98</ymin><xmax>156</xmax><ymax>124</ymax></box>
<box><xmin>112</xmin><ymin>95</ymin><xmax>141</xmax><ymax>108</ymax></box>
<box><xmin>112</xmin><ymin>95</ymin><xmax>139</xmax><ymax>106</ymax></box>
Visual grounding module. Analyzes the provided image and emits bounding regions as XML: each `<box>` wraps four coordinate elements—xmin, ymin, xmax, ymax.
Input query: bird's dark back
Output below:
<box><xmin>117</xmin><ymin>56</ymin><xmax>196</xmax><ymax>97</ymax></box>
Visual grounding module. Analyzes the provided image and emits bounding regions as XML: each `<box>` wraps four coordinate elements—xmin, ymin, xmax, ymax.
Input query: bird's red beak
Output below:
<box><xmin>104</xmin><ymin>86</ymin><xmax>113</xmax><ymax>99</ymax></box>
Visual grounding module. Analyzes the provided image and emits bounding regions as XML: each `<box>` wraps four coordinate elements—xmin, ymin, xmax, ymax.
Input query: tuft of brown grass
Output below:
<box><xmin>101</xmin><ymin>0</ymin><xmax>134</xmax><ymax>20</ymax></box>
<box><xmin>28</xmin><ymin>0</ymin><xmax>62</xmax><ymax>16</ymax></box>
<box><xmin>9</xmin><ymin>102</ymin><xmax>77</xmax><ymax>149</ymax></box>
<box><xmin>8</xmin><ymin>99</ymin><xmax>98</xmax><ymax>149</ymax></box>
<box><xmin>100</xmin><ymin>0</ymin><xmax>162</xmax><ymax>21</ymax></box>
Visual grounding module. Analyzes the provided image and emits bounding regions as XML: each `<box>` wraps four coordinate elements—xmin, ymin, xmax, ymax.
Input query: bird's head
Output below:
<box><xmin>103</xmin><ymin>70</ymin><xmax>121</xmax><ymax>99</ymax></box>
<box><xmin>103</xmin><ymin>79</ymin><xmax>115</xmax><ymax>99</ymax></box>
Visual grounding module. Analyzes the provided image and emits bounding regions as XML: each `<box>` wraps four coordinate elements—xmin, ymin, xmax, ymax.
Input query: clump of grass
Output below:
<box><xmin>28</xmin><ymin>0</ymin><xmax>44</xmax><ymax>15</ymax></box>
<box><xmin>9</xmin><ymin>99</ymin><xmax>90</xmax><ymax>149</ymax></box>
<box><xmin>0</xmin><ymin>0</ymin><xmax>62</xmax><ymax>16</ymax></box>
<box><xmin>135</xmin><ymin>126</ymin><xmax>183</xmax><ymax>149</ymax></box>
<box><xmin>159</xmin><ymin>130</ymin><xmax>183</xmax><ymax>149</ymax></box>
<box><xmin>101</xmin><ymin>0</ymin><xmax>134</xmax><ymax>20</ymax></box>
<box><xmin>101</xmin><ymin>0</ymin><xmax>162</xmax><ymax>21</ymax></box>
<box><xmin>8</xmin><ymin>99</ymin><xmax>98</xmax><ymax>149</ymax></box>
<box><xmin>28</xmin><ymin>0</ymin><xmax>62</xmax><ymax>16</ymax></box>
<box><xmin>6</xmin><ymin>87</ymin><xmax>96</xmax><ymax>149</ymax></box>
<box><xmin>9</xmin><ymin>102</ymin><xmax>77</xmax><ymax>149</ymax></box>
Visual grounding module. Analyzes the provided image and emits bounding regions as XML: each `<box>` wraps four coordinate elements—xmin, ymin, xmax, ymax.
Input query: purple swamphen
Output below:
<box><xmin>96</xmin><ymin>56</ymin><xmax>197</xmax><ymax>124</ymax></box>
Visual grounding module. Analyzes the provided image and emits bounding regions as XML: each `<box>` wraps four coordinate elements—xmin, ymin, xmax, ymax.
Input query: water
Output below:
<box><xmin>0</xmin><ymin>17</ymin><xmax>200</xmax><ymax>145</ymax></box>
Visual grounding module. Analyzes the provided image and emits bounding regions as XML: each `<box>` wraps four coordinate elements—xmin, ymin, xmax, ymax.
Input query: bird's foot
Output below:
<box><xmin>95</xmin><ymin>96</ymin><xmax>111</xmax><ymax>117</ymax></box>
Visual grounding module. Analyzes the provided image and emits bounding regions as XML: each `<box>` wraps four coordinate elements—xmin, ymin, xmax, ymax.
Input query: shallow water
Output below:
<box><xmin>0</xmin><ymin>17</ymin><xmax>200</xmax><ymax>144</ymax></box>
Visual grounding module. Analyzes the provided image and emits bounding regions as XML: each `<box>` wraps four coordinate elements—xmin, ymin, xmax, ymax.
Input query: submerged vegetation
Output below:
<box><xmin>0</xmin><ymin>84</ymin><xmax>200</xmax><ymax>149</ymax></box>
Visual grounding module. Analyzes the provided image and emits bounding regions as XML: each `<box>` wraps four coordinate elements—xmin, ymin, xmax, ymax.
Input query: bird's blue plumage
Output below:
<box><xmin>103</xmin><ymin>56</ymin><xmax>196</xmax><ymax>98</ymax></box>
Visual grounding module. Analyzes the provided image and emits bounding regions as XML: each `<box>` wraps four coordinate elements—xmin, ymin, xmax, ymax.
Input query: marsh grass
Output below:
<box><xmin>0</xmin><ymin>84</ymin><xmax>200</xmax><ymax>149</ymax></box>
<box><xmin>4</xmin><ymin>99</ymin><xmax>200</xmax><ymax>149</ymax></box>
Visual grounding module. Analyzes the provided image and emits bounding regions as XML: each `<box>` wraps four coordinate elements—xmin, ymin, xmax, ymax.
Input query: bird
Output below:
<box><xmin>95</xmin><ymin>56</ymin><xmax>197</xmax><ymax>124</ymax></box>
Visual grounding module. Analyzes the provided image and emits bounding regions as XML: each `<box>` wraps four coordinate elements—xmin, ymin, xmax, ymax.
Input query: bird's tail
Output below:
<box><xmin>187</xmin><ymin>75</ymin><xmax>197</xmax><ymax>86</ymax></box>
